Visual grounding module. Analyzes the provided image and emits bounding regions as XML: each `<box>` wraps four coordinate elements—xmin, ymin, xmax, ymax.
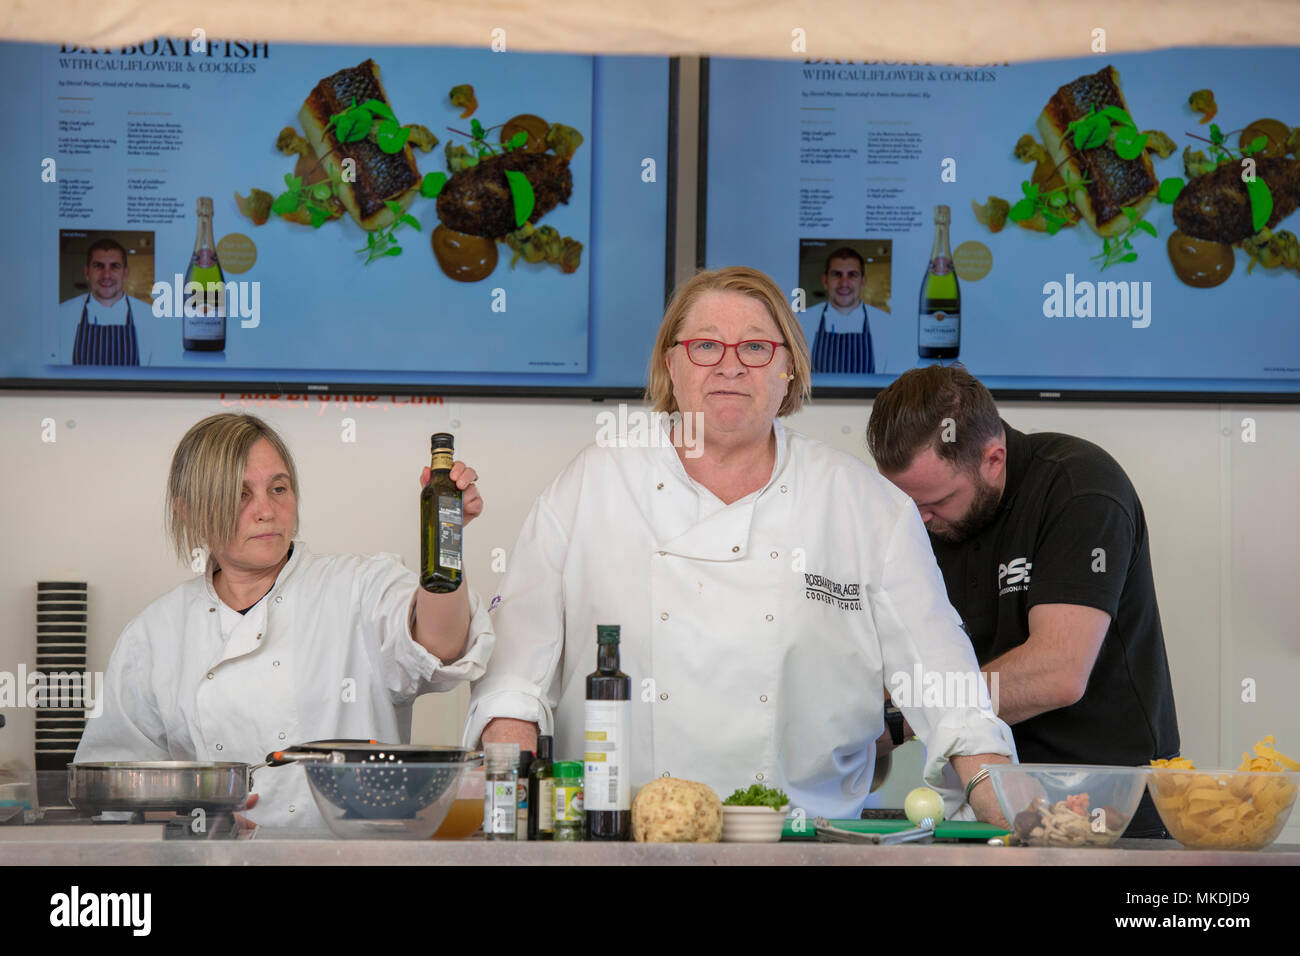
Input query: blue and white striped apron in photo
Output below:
<box><xmin>811</xmin><ymin>302</ymin><xmax>873</xmax><ymax>374</ymax></box>
<box><xmin>72</xmin><ymin>295</ymin><xmax>141</xmax><ymax>366</ymax></box>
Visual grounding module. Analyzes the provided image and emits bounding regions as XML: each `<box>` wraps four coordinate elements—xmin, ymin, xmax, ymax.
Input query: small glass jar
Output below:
<box><xmin>483</xmin><ymin>742</ymin><xmax>520</xmax><ymax>841</ymax></box>
<box><xmin>552</xmin><ymin>760</ymin><xmax>584</xmax><ymax>842</ymax></box>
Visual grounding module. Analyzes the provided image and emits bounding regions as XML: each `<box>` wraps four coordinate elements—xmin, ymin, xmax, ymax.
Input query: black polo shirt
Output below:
<box><xmin>928</xmin><ymin>422</ymin><xmax>1180</xmax><ymax>832</ymax></box>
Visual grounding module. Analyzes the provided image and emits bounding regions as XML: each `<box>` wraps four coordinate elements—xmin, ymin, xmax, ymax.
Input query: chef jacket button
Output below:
<box><xmin>208</xmin><ymin>607</ymin><xmax>215</xmax><ymax>613</ymax></box>
<box><xmin>215</xmin><ymin>743</ymin><xmax>223</xmax><ymax>751</ymax></box>
<box><xmin>278</xmin><ymin>731</ymin><xmax>286</xmax><ymax>740</ymax></box>
<box><xmin>656</xmin><ymin>482</ymin><xmax>664</xmax><ymax>490</ymax></box>
<box><xmin>256</xmin><ymin>633</ymin><xmax>263</xmax><ymax>640</ymax></box>
<box><xmin>765</xmin><ymin>614</ymin><xmax>774</xmax><ymax>622</ymax></box>
<box><xmin>288</xmin><ymin>804</ymin><xmax>296</xmax><ymax>813</ymax></box>
<box><xmin>657</xmin><ymin>551</ymin><xmax>666</xmax><ymax>556</ymax></box>
<box><xmin>206</xmin><ymin>672</ymin><xmax>214</xmax><ymax>680</ymax></box>
<box><xmin>275</xmin><ymin>595</ymin><xmax>283</xmax><ymax>603</ymax></box>
<box><xmin>780</xmin><ymin>484</ymin><xmax>788</xmax><ymax>494</ymax></box>
<box><xmin>760</xmin><ymin>694</ymin><xmax>768</xmax><ymax>702</ymax></box>
<box><xmin>756</xmin><ymin>772</ymin><xmax>765</xmax><ymax>781</ymax></box>
<box><xmin>770</xmin><ymin>551</ymin><xmax>778</xmax><ymax>559</ymax></box>
<box><xmin>659</xmin><ymin>692</ymin><xmax>668</xmax><ymax>701</ymax></box>
<box><xmin>660</xmin><ymin>612</ymin><xmax>669</xmax><ymax>621</ymax></box>
<box><xmin>731</xmin><ymin>545</ymin><xmax>740</xmax><ymax>553</ymax></box>
<box><xmin>661</xmin><ymin>771</ymin><xmax>670</xmax><ymax>778</ymax></box>
<box><xmin>272</xmin><ymin>660</ymin><xmax>280</xmax><ymax>667</ymax></box>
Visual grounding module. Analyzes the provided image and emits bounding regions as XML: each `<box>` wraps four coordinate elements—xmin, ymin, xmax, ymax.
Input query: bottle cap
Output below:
<box><xmin>430</xmin><ymin>432</ymin><xmax>455</xmax><ymax>452</ymax></box>
<box><xmin>934</xmin><ymin>205</ymin><xmax>950</xmax><ymax>225</ymax></box>
<box><xmin>536</xmin><ymin>735</ymin><xmax>554</xmax><ymax>761</ymax></box>
<box><xmin>597</xmin><ymin>624</ymin><xmax>620</xmax><ymax>645</ymax></box>
<box><xmin>552</xmin><ymin>761</ymin><xmax>583</xmax><ymax>780</ymax></box>
<box><xmin>518</xmin><ymin>751</ymin><xmax>534</xmax><ymax>777</ymax></box>
<box><xmin>197</xmin><ymin>197</ymin><xmax>213</xmax><ymax>217</ymax></box>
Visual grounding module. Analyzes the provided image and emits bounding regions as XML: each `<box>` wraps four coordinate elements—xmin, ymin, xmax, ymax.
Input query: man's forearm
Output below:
<box><xmin>979</xmin><ymin>643</ymin><xmax>1076</xmax><ymax>726</ymax></box>
<box><xmin>412</xmin><ymin>587</ymin><xmax>471</xmax><ymax>662</ymax></box>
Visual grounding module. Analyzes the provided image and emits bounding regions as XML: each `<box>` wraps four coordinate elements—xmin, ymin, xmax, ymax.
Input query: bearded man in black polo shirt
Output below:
<box><xmin>866</xmin><ymin>365</ymin><xmax>1180</xmax><ymax>838</ymax></box>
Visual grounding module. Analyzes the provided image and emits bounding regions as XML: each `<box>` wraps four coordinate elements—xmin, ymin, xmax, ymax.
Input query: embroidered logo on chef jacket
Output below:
<box><xmin>803</xmin><ymin>572</ymin><xmax>863</xmax><ymax>611</ymax></box>
<box><xmin>488</xmin><ymin>594</ymin><xmax>502</xmax><ymax>613</ymax></box>
<box><xmin>997</xmin><ymin>557</ymin><xmax>1033</xmax><ymax>596</ymax></box>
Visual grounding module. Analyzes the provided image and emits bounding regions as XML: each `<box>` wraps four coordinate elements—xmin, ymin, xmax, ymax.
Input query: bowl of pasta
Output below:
<box><xmin>1148</xmin><ymin>737</ymin><xmax>1299</xmax><ymax>850</ymax></box>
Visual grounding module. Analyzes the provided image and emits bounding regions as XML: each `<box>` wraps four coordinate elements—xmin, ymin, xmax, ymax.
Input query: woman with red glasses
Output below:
<box><xmin>467</xmin><ymin>267</ymin><xmax>1013</xmax><ymax>827</ymax></box>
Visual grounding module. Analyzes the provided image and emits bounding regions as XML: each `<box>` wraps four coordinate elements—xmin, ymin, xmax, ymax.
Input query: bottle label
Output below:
<box><xmin>437</xmin><ymin>495</ymin><xmax>462</xmax><ymax>571</ymax></box>
<box><xmin>538</xmin><ymin>778</ymin><xmax>555</xmax><ymax>831</ymax></box>
<box><xmin>484</xmin><ymin>779</ymin><xmax>516</xmax><ymax>834</ymax></box>
<box><xmin>554</xmin><ymin>785</ymin><xmax>583</xmax><ymax>823</ymax></box>
<box><xmin>919</xmin><ymin>310</ymin><xmax>961</xmax><ymax>347</ymax></box>
<box><xmin>584</xmin><ymin>700</ymin><xmax>630</xmax><ymax>811</ymax></box>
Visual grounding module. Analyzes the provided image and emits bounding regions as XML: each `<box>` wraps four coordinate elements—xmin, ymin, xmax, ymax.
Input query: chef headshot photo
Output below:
<box><xmin>799</xmin><ymin>241</ymin><xmax>902</xmax><ymax>376</ymax></box>
<box><xmin>55</xmin><ymin>236</ymin><xmax>165</xmax><ymax>366</ymax></box>
<box><xmin>467</xmin><ymin>265</ymin><xmax>1015</xmax><ymax>824</ymax></box>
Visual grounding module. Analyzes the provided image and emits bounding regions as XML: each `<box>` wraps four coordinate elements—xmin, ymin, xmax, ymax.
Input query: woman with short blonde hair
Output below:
<box><xmin>77</xmin><ymin>412</ymin><xmax>495</xmax><ymax>829</ymax></box>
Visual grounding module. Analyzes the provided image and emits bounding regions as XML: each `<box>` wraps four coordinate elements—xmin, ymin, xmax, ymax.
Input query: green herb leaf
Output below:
<box><xmin>1099</xmin><ymin>105</ymin><xmax>1135</xmax><ymax>128</ymax></box>
<box><xmin>385</xmin><ymin>200</ymin><xmax>403</xmax><ymax>214</ymax></box>
<box><xmin>1114</xmin><ymin>127</ymin><xmax>1148</xmax><ymax>161</ymax></box>
<box><xmin>507</xmin><ymin>130</ymin><xmax>528</xmax><ymax>151</ymax></box>
<box><xmin>1008</xmin><ymin>197</ymin><xmax>1037</xmax><ymax>221</ymax></box>
<box><xmin>1076</xmin><ymin>114</ymin><xmax>1110</xmax><ymax>150</ymax></box>
<box><xmin>464</xmin><ymin>154</ymin><xmax>479</xmax><ymax>168</ymax></box>
<box><xmin>504</xmin><ymin>169</ymin><xmax>536</xmax><ymax>227</ymax></box>
<box><xmin>1209</xmin><ymin>123</ymin><xmax>1223</xmax><ymax>145</ymax></box>
<box><xmin>1245</xmin><ymin>135</ymin><xmax>1267</xmax><ymax>155</ymax></box>
<box><xmin>398</xmin><ymin>213</ymin><xmax>420</xmax><ymax>230</ymax></box>
<box><xmin>1245</xmin><ymin>178</ymin><xmax>1273</xmax><ymax>233</ymax></box>
<box><xmin>310</xmin><ymin>182</ymin><xmax>332</xmax><ymax>201</ymax></box>
<box><xmin>375</xmin><ymin>118</ymin><xmax>411</xmax><ymax>154</ymax></box>
<box><xmin>1157</xmin><ymin>177</ymin><xmax>1185</xmax><ymax>203</ymax></box>
<box><xmin>271</xmin><ymin>191</ymin><xmax>299</xmax><ymax>214</ymax></box>
<box><xmin>385</xmin><ymin>246</ymin><xmax>402</xmax><ymax>257</ymax></box>
<box><xmin>359</xmin><ymin>98</ymin><xmax>396</xmax><ymax>122</ymax></box>
<box><xmin>1135</xmin><ymin>219</ymin><xmax>1158</xmax><ymax>238</ymax></box>
<box><xmin>420</xmin><ymin>172</ymin><xmax>447</xmax><ymax>198</ymax></box>
<box><xmin>1120</xmin><ymin>252</ymin><xmax>1138</xmax><ymax>263</ymax></box>
<box><xmin>470</xmin><ymin>118</ymin><xmax>485</xmax><ymax>140</ymax></box>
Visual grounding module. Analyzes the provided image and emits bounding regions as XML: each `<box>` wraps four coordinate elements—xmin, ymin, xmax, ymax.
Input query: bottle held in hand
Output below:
<box><xmin>420</xmin><ymin>432</ymin><xmax>463</xmax><ymax>593</ymax></box>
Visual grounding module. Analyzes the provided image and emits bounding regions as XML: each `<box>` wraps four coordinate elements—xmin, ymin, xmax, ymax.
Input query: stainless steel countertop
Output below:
<box><xmin>3</xmin><ymin>825</ymin><xmax>1298</xmax><ymax>865</ymax></box>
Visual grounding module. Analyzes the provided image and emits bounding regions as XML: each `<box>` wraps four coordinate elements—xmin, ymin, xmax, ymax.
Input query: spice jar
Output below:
<box><xmin>552</xmin><ymin>760</ymin><xmax>584</xmax><ymax>842</ymax></box>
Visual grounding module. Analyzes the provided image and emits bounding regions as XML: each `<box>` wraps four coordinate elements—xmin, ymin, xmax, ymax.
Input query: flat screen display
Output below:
<box><xmin>0</xmin><ymin>40</ymin><xmax>673</xmax><ymax>395</ymax></box>
<box><xmin>702</xmin><ymin>48</ymin><xmax>1300</xmax><ymax>401</ymax></box>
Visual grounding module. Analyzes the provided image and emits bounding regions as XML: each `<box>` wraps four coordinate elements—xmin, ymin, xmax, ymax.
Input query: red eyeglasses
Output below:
<box><xmin>675</xmin><ymin>339</ymin><xmax>786</xmax><ymax>368</ymax></box>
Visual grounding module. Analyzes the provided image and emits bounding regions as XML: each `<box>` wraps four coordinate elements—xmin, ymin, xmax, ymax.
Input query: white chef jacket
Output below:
<box><xmin>76</xmin><ymin>541</ymin><xmax>495</xmax><ymax>828</ymax></box>
<box><xmin>465</xmin><ymin>419</ymin><xmax>1015</xmax><ymax>820</ymax></box>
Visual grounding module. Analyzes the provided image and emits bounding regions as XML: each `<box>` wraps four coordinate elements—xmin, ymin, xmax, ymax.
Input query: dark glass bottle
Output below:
<box><xmin>182</xmin><ymin>196</ymin><xmax>226</xmax><ymax>352</ymax></box>
<box><xmin>584</xmin><ymin>625</ymin><xmax>631</xmax><ymax>841</ymax></box>
<box><xmin>528</xmin><ymin>735</ymin><xmax>555</xmax><ymax>841</ymax></box>
<box><xmin>419</xmin><ymin>433</ymin><xmax>463</xmax><ymax>592</ymax></box>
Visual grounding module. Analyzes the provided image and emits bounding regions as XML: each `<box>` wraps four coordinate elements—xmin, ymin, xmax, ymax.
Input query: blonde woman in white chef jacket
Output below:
<box><xmin>467</xmin><ymin>267</ymin><xmax>1015</xmax><ymax>824</ymax></box>
<box><xmin>76</xmin><ymin>413</ymin><xmax>495</xmax><ymax>827</ymax></box>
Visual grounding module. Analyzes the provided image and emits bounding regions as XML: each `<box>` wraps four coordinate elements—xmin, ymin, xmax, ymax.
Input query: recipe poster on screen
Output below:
<box><xmin>37</xmin><ymin>41</ymin><xmax>594</xmax><ymax>375</ymax></box>
<box><xmin>704</xmin><ymin>48</ymin><xmax>1300</xmax><ymax>395</ymax></box>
